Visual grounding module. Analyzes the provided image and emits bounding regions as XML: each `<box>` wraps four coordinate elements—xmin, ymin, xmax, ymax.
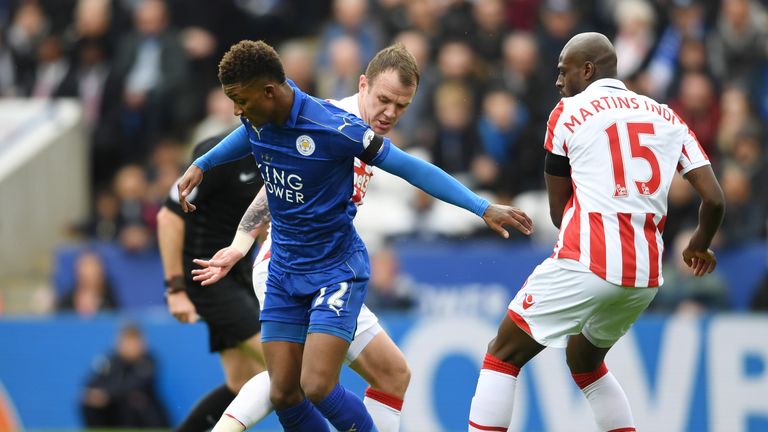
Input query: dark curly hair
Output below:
<box><xmin>218</xmin><ymin>40</ymin><xmax>286</xmax><ymax>86</ymax></box>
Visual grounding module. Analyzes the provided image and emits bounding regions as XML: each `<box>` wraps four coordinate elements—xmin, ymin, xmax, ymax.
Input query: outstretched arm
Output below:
<box><xmin>192</xmin><ymin>186</ymin><xmax>270</xmax><ymax>285</ymax></box>
<box><xmin>376</xmin><ymin>145</ymin><xmax>532</xmax><ymax>237</ymax></box>
<box><xmin>682</xmin><ymin>165</ymin><xmax>725</xmax><ymax>276</ymax></box>
<box><xmin>178</xmin><ymin>126</ymin><xmax>251</xmax><ymax>212</ymax></box>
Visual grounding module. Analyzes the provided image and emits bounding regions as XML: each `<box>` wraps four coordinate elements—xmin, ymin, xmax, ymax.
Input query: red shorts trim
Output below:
<box><xmin>507</xmin><ymin>309</ymin><xmax>532</xmax><ymax>336</ymax></box>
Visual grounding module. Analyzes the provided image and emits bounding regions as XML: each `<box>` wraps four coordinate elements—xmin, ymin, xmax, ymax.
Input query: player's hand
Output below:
<box><xmin>166</xmin><ymin>290</ymin><xmax>199</xmax><ymax>324</ymax></box>
<box><xmin>482</xmin><ymin>204</ymin><xmax>533</xmax><ymax>238</ymax></box>
<box><xmin>682</xmin><ymin>246</ymin><xmax>717</xmax><ymax>277</ymax></box>
<box><xmin>177</xmin><ymin>165</ymin><xmax>203</xmax><ymax>213</ymax></box>
<box><xmin>192</xmin><ymin>246</ymin><xmax>245</xmax><ymax>286</ymax></box>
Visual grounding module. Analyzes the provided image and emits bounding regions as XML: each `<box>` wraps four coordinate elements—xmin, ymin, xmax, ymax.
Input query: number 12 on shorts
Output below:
<box><xmin>315</xmin><ymin>282</ymin><xmax>349</xmax><ymax>315</ymax></box>
<box><xmin>605</xmin><ymin>121</ymin><xmax>660</xmax><ymax>198</ymax></box>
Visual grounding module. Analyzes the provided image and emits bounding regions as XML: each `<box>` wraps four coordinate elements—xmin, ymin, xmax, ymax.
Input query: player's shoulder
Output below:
<box><xmin>301</xmin><ymin>95</ymin><xmax>370</xmax><ymax>142</ymax></box>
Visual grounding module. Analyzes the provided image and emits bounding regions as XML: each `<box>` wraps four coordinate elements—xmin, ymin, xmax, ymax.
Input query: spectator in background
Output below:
<box><xmin>715</xmin><ymin>86</ymin><xmax>755</xmax><ymax>156</ymax></box>
<box><xmin>476</xmin><ymin>88</ymin><xmax>531</xmax><ymax>198</ymax></box>
<box><xmin>495</xmin><ymin>31</ymin><xmax>556</xmax><ymax>128</ymax></box>
<box><xmin>392</xmin><ymin>30</ymin><xmax>435</xmax><ymax>147</ymax></box>
<box><xmin>317</xmin><ymin>0</ymin><xmax>380</xmax><ymax>69</ymax></box>
<box><xmin>0</xmin><ymin>32</ymin><xmax>17</xmax><ymax>96</ymax></box>
<box><xmin>25</xmin><ymin>35</ymin><xmax>70</xmax><ymax>98</ymax></box>
<box><xmin>279</xmin><ymin>40</ymin><xmax>318</xmax><ymax>96</ymax></box>
<box><xmin>726</xmin><ymin>125</ymin><xmax>768</xmax><ymax>214</ymax></box>
<box><xmin>316</xmin><ymin>35</ymin><xmax>363</xmax><ymax>100</ymax></box>
<box><xmin>612</xmin><ymin>0</ymin><xmax>656</xmax><ymax>80</ymax></box>
<box><xmin>75</xmin><ymin>188</ymin><xmax>122</xmax><ymax>242</ymax></box>
<box><xmin>662</xmin><ymin>173</ymin><xmax>699</xmax><ymax>247</ymax></box>
<box><xmin>641</xmin><ymin>0</ymin><xmax>705</xmax><ymax>100</ymax></box>
<box><xmin>669</xmin><ymin>72</ymin><xmax>720</xmax><ymax>159</ymax></box>
<box><xmin>365</xmin><ymin>247</ymin><xmax>416</xmax><ymax>311</ymax></box>
<box><xmin>468</xmin><ymin>0</ymin><xmax>507</xmax><ymax>64</ymax></box>
<box><xmin>81</xmin><ymin>323</ymin><xmax>169</xmax><ymax>428</ymax></box>
<box><xmin>100</xmin><ymin>0</ymin><xmax>188</xmax><ymax>164</ymax></box>
<box><xmin>428</xmin><ymin>81</ymin><xmax>478</xmax><ymax>177</ymax></box>
<box><xmin>707</xmin><ymin>0</ymin><xmax>768</xmax><ymax>88</ymax></box>
<box><xmin>112</xmin><ymin>164</ymin><xmax>157</xmax><ymax>252</ymax></box>
<box><xmin>718</xmin><ymin>163</ymin><xmax>767</xmax><ymax>246</ymax></box>
<box><xmin>651</xmin><ymin>229</ymin><xmax>730</xmax><ymax>314</ymax></box>
<box><xmin>57</xmin><ymin>251</ymin><xmax>119</xmax><ymax>317</ymax></box>
<box><xmin>6</xmin><ymin>1</ymin><xmax>49</xmax><ymax>81</ymax></box>
<box><xmin>56</xmin><ymin>38</ymin><xmax>110</xmax><ymax>132</ymax></box>
<box><xmin>188</xmin><ymin>88</ymin><xmax>240</xmax><ymax>150</ymax></box>
<box><xmin>403</xmin><ymin>0</ymin><xmax>441</xmax><ymax>41</ymax></box>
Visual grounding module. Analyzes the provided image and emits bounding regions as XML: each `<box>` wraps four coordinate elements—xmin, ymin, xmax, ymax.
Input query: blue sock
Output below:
<box><xmin>315</xmin><ymin>383</ymin><xmax>375</xmax><ymax>432</ymax></box>
<box><xmin>275</xmin><ymin>398</ymin><xmax>330</xmax><ymax>432</ymax></box>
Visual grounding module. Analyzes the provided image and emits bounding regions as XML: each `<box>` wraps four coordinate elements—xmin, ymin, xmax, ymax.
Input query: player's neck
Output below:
<box><xmin>273</xmin><ymin>83</ymin><xmax>295</xmax><ymax>125</ymax></box>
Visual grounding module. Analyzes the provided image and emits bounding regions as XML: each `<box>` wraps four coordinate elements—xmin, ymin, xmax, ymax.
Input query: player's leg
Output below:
<box><xmin>301</xmin><ymin>249</ymin><xmax>375</xmax><ymax>431</ymax></box>
<box><xmin>471</xmin><ymin>258</ymin><xmax>590</xmax><ymax>432</ymax></box>
<box><xmin>468</xmin><ymin>313</ymin><xmax>545</xmax><ymax>432</ymax></box>
<box><xmin>213</xmin><ymin>371</ymin><xmax>271</xmax><ymax>432</ymax></box>
<box><xmin>349</xmin><ymin>323</ymin><xmax>409</xmax><ymax>432</ymax></box>
<box><xmin>262</xmin><ymin>339</ymin><xmax>329</xmax><ymax>431</ymax></box>
<box><xmin>220</xmin><ymin>333</ymin><xmax>266</xmax><ymax>391</ymax></box>
<box><xmin>176</xmin><ymin>275</ymin><xmax>263</xmax><ymax>432</ymax></box>
<box><xmin>568</xmin><ymin>286</ymin><xmax>656</xmax><ymax>432</ymax></box>
<box><xmin>260</xmin><ymin>266</ymin><xmax>329</xmax><ymax>431</ymax></box>
<box><xmin>213</xmin><ymin>257</ymin><xmax>274</xmax><ymax>431</ymax></box>
<box><xmin>566</xmin><ymin>334</ymin><xmax>635</xmax><ymax>431</ymax></box>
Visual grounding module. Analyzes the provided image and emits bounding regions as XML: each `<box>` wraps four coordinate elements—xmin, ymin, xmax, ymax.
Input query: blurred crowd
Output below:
<box><xmin>2</xmin><ymin>0</ymin><xmax>767</xmax><ymax>314</ymax></box>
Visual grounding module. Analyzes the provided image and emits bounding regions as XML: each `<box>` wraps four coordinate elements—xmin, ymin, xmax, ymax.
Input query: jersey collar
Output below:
<box><xmin>587</xmin><ymin>78</ymin><xmax>627</xmax><ymax>92</ymax></box>
<box><xmin>284</xmin><ymin>78</ymin><xmax>305</xmax><ymax>128</ymax></box>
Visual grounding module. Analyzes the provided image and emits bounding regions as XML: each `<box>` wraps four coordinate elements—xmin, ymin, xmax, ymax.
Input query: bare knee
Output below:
<box><xmin>300</xmin><ymin>374</ymin><xmax>337</xmax><ymax>404</ymax></box>
<box><xmin>269</xmin><ymin>385</ymin><xmax>304</xmax><ymax>410</ymax></box>
<box><xmin>565</xmin><ymin>335</ymin><xmax>610</xmax><ymax>374</ymax></box>
<box><xmin>368</xmin><ymin>361</ymin><xmax>411</xmax><ymax>399</ymax></box>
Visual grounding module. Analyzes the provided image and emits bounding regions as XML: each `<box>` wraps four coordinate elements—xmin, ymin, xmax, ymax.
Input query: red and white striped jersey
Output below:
<box><xmin>331</xmin><ymin>94</ymin><xmax>374</xmax><ymax>205</ymax></box>
<box><xmin>255</xmin><ymin>94</ymin><xmax>372</xmax><ymax>263</ymax></box>
<box><xmin>545</xmin><ymin>78</ymin><xmax>710</xmax><ymax>287</ymax></box>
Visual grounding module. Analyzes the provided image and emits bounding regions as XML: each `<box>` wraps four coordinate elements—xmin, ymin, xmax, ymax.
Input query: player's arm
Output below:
<box><xmin>192</xmin><ymin>186</ymin><xmax>271</xmax><ymax>286</ymax></box>
<box><xmin>178</xmin><ymin>125</ymin><xmax>251</xmax><ymax>212</ymax></box>
<box><xmin>682</xmin><ymin>165</ymin><xmax>725</xmax><ymax>276</ymax></box>
<box><xmin>157</xmin><ymin>204</ymin><xmax>199</xmax><ymax>323</ymax></box>
<box><xmin>544</xmin><ymin>152</ymin><xmax>573</xmax><ymax>229</ymax></box>
<box><xmin>375</xmin><ymin>144</ymin><xmax>532</xmax><ymax>237</ymax></box>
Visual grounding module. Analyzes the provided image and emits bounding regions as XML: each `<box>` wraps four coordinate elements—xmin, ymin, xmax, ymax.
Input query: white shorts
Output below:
<box><xmin>252</xmin><ymin>256</ymin><xmax>381</xmax><ymax>362</ymax></box>
<box><xmin>508</xmin><ymin>258</ymin><xmax>656</xmax><ymax>348</ymax></box>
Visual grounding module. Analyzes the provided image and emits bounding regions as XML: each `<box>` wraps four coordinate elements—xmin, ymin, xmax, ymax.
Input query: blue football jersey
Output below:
<box><xmin>243</xmin><ymin>80</ymin><xmax>391</xmax><ymax>273</ymax></box>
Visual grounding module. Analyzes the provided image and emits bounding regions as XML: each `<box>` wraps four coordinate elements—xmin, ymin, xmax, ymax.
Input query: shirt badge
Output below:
<box><xmin>296</xmin><ymin>135</ymin><xmax>316</xmax><ymax>156</ymax></box>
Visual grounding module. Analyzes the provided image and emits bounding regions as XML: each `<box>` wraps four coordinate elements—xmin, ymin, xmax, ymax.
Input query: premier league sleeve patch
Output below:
<box><xmin>358</xmin><ymin>129</ymin><xmax>384</xmax><ymax>164</ymax></box>
<box><xmin>296</xmin><ymin>135</ymin><xmax>316</xmax><ymax>156</ymax></box>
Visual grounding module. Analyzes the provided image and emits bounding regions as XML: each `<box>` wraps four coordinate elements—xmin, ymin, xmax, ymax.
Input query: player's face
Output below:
<box><xmin>555</xmin><ymin>51</ymin><xmax>586</xmax><ymax>98</ymax></box>
<box><xmin>359</xmin><ymin>69</ymin><xmax>416</xmax><ymax>135</ymax></box>
<box><xmin>224</xmin><ymin>80</ymin><xmax>276</xmax><ymax>126</ymax></box>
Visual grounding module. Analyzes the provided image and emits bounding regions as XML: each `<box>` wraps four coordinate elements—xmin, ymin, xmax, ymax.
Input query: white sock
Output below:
<box><xmin>572</xmin><ymin>363</ymin><xmax>635</xmax><ymax>431</ymax></box>
<box><xmin>468</xmin><ymin>353</ymin><xmax>520</xmax><ymax>432</ymax></box>
<box><xmin>363</xmin><ymin>387</ymin><xmax>403</xmax><ymax>432</ymax></box>
<box><xmin>211</xmin><ymin>414</ymin><xmax>246</xmax><ymax>432</ymax></box>
<box><xmin>219</xmin><ymin>370</ymin><xmax>273</xmax><ymax>430</ymax></box>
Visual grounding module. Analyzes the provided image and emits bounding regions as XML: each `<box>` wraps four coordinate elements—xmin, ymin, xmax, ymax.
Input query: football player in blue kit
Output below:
<box><xmin>177</xmin><ymin>40</ymin><xmax>533</xmax><ymax>432</ymax></box>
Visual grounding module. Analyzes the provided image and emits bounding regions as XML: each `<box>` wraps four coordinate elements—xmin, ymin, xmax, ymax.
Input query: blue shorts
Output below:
<box><xmin>260</xmin><ymin>248</ymin><xmax>370</xmax><ymax>343</ymax></box>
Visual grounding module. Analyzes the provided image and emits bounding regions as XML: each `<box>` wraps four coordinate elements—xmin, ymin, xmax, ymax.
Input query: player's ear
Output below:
<box><xmin>583</xmin><ymin>62</ymin><xmax>595</xmax><ymax>81</ymax></box>
<box><xmin>358</xmin><ymin>74</ymin><xmax>367</xmax><ymax>93</ymax></box>
<box><xmin>263</xmin><ymin>83</ymin><xmax>276</xmax><ymax>98</ymax></box>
